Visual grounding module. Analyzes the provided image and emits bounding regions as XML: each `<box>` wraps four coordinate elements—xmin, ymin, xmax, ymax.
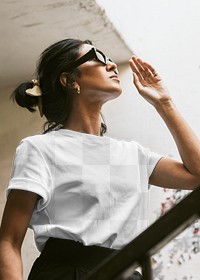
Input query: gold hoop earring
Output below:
<box><xmin>76</xmin><ymin>86</ymin><xmax>81</xmax><ymax>95</ymax></box>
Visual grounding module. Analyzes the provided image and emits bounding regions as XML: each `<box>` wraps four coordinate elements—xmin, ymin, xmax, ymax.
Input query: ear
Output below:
<box><xmin>60</xmin><ymin>72</ymin><xmax>68</xmax><ymax>87</ymax></box>
<box><xmin>71</xmin><ymin>81</ymin><xmax>80</xmax><ymax>90</ymax></box>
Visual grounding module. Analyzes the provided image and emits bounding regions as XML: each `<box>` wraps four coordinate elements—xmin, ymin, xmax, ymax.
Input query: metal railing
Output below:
<box><xmin>85</xmin><ymin>185</ymin><xmax>200</xmax><ymax>280</ymax></box>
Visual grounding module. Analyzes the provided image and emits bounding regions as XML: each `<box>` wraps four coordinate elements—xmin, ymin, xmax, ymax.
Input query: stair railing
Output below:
<box><xmin>85</xmin><ymin>185</ymin><xmax>200</xmax><ymax>280</ymax></box>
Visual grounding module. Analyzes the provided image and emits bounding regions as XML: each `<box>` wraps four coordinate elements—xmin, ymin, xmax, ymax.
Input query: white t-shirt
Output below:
<box><xmin>7</xmin><ymin>129</ymin><xmax>162</xmax><ymax>251</ymax></box>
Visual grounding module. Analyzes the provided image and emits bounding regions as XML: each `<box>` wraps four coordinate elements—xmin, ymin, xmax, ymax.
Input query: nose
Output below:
<box><xmin>106</xmin><ymin>61</ymin><xmax>118</xmax><ymax>74</ymax></box>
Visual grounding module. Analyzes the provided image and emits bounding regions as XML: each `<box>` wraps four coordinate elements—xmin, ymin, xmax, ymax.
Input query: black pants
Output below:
<box><xmin>28</xmin><ymin>238</ymin><xmax>142</xmax><ymax>280</ymax></box>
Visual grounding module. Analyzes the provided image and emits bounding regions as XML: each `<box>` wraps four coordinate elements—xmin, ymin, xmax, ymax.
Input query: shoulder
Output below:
<box><xmin>109</xmin><ymin>136</ymin><xmax>144</xmax><ymax>150</ymax></box>
<box><xmin>109</xmin><ymin>136</ymin><xmax>162</xmax><ymax>161</ymax></box>
<box><xmin>15</xmin><ymin>131</ymin><xmax>56</xmax><ymax>156</ymax></box>
<box><xmin>20</xmin><ymin>131</ymin><xmax>55</xmax><ymax>146</ymax></box>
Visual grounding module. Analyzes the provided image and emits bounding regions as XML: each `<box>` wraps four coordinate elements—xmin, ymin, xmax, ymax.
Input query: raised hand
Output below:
<box><xmin>129</xmin><ymin>55</ymin><xmax>171</xmax><ymax>107</ymax></box>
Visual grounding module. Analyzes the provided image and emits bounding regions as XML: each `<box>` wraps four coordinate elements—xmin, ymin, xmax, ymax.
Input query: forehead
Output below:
<box><xmin>79</xmin><ymin>44</ymin><xmax>95</xmax><ymax>56</ymax></box>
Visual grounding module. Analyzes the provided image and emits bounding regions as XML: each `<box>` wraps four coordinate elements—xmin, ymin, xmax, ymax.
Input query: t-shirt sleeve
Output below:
<box><xmin>137</xmin><ymin>143</ymin><xmax>163</xmax><ymax>177</ymax></box>
<box><xmin>6</xmin><ymin>138</ymin><xmax>53</xmax><ymax>211</ymax></box>
<box><xmin>147</xmin><ymin>150</ymin><xmax>163</xmax><ymax>176</ymax></box>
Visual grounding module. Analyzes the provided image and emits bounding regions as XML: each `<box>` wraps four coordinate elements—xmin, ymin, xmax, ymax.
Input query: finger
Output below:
<box><xmin>129</xmin><ymin>59</ymin><xmax>144</xmax><ymax>81</ymax></box>
<box><xmin>132</xmin><ymin>72</ymin><xmax>143</xmax><ymax>92</ymax></box>
<box><xmin>131</xmin><ymin>56</ymin><xmax>152</xmax><ymax>80</ymax></box>
<box><xmin>143</xmin><ymin>61</ymin><xmax>159</xmax><ymax>78</ymax></box>
<box><xmin>132</xmin><ymin>56</ymin><xmax>144</xmax><ymax>69</ymax></box>
<box><xmin>131</xmin><ymin>56</ymin><xmax>145</xmax><ymax>74</ymax></box>
<box><xmin>137</xmin><ymin>57</ymin><xmax>162</xmax><ymax>83</ymax></box>
<box><xmin>138</xmin><ymin>60</ymin><xmax>154</xmax><ymax>78</ymax></box>
<box><xmin>137</xmin><ymin>58</ymin><xmax>159</xmax><ymax>81</ymax></box>
<box><xmin>129</xmin><ymin>58</ymin><xmax>140</xmax><ymax>76</ymax></box>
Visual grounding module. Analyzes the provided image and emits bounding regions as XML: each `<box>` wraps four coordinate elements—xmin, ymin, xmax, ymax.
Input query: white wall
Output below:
<box><xmin>97</xmin><ymin>1</ymin><xmax>200</xmax><ymax>279</ymax></box>
<box><xmin>98</xmin><ymin>0</ymin><xmax>200</xmax><ymax>153</ymax></box>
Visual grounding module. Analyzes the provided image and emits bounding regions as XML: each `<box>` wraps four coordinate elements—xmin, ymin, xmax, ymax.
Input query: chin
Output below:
<box><xmin>112</xmin><ymin>83</ymin><xmax>122</xmax><ymax>94</ymax></box>
<box><xmin>114</xmin><ymin>87</ymin><xmax>122</xmax><ymax>96</ymax></box>
<box><xmin>109</xmin><ymin>89</ymin><xmax>122</xmax><ymax>101</ymax></box>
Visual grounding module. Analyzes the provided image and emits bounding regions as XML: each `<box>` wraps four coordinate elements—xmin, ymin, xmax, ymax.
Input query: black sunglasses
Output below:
<box><xmin>66</xmin><ymin>47</ymin><xmax>115</xmax><ymax>72</ymax></box>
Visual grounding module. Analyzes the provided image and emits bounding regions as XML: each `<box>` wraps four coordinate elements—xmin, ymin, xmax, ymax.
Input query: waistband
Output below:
<box><xmin>40</xmin><ymin>238</ymin><xmax>118</xmax><ymax>270</ymax></box>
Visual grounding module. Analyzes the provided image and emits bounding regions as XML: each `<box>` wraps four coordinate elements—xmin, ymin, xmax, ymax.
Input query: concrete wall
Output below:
<box><xmin>0</xmin><ymin>86</ymin><xmax>43</xmax><ymax>278</ymax></box>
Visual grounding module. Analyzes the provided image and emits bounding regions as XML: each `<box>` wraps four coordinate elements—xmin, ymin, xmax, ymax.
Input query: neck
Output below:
<box><xmin>62</xmin><ymin>102</ymin><xmax>103</xmax><ymax>136</ymax></box>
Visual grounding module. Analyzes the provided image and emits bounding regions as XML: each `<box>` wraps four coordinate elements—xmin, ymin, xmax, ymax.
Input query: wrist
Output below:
<box><xmin>154</xmin><ymin>98</ymin><xmax>175</xmax><ymax>114</ymax></box>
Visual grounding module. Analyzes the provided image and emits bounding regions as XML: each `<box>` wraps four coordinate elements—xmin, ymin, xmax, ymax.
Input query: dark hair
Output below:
<box><xmin>11</xmin><ymin>38</ymin><xmax>107</xmax><ymax>135</ymax></box>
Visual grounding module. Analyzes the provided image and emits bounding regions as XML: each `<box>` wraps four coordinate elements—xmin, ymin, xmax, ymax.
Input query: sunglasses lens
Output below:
<box><xmin>96</xmin><ymin>51</ymin><xmax>106</xmax><ymax>64</ymax></box>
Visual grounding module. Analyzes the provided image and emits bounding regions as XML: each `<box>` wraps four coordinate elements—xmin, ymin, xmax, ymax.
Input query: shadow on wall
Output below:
<box><xmin>0</xmin><ymin>86</ymin><xmax>43</xmax><ymax>277</ymax></box>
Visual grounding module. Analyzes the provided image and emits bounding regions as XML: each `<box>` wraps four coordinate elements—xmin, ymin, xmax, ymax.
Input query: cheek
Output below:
<box><xmin>79</xmin><ymin>72</ymin><xmax>105</xmax><ymax>89</ymax></box>
<box><xmin>78</xmin><ymin>67</ymin><xmax>122</xmax><ymax>94</ymax></box>
<box><xmin>79</xmin><ymin>66</ymin><xmax>105</xmax><ymax>82</ymax></box>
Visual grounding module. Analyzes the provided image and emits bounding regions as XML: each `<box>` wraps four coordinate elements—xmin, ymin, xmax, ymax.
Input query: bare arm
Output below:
<box><xmin>0</xmin><ymin>190</ymin><xmax>37</xmax><ymax>280</ymax></box>
<box><xmin>129</xmin><ymin>56</ymin><xmax>200</xmax><ymax>189</ymax></box>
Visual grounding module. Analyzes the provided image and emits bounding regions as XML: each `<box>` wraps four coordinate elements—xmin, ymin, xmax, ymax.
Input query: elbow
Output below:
<box><xmin>188</xmin><ymin>175</ymin><xmax>200</xmax><ymax>190</ymax></box>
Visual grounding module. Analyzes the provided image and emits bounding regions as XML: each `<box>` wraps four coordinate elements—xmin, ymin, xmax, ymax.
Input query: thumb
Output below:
<box><xmin>132</xmin><ymin>72</ymin><xmax>142</xmax><ymax>91</ymax></box>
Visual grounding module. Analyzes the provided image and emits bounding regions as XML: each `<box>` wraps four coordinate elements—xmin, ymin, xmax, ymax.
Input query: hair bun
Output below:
<box><xmin>11</xmin><ymin>81</ymin><xmax>39</xmax><ymax>112</ymax></box>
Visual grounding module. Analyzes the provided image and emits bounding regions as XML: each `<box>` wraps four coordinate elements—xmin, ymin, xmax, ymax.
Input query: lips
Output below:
<box><xmin>110</xmin><ymin>75</ymin><xmax>119</xmax><ymax>79</ymax></box>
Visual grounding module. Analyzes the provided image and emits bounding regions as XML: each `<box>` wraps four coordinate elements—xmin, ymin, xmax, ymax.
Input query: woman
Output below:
<box><xmin>0</xmin><ymin>38</ymin><xmax>200</xmax><ymax>280</ymax></box>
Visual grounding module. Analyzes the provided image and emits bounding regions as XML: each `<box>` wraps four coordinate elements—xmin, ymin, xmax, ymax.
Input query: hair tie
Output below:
<box><xmin>25</xmin><ymin>79</ymin><xmax>42</xmax><ymax>97</ymax></box>
<box><xmin>25</xmin><ymin>79</ymin><xmax>43</xmax><ymax>117</ymax></box>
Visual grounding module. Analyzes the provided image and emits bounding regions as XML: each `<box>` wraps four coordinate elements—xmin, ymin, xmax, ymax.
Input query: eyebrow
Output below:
<box><xmin>65</xmin><ymin>48</ymin><xmax>94</xmax><ymax>72</ymax></box>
